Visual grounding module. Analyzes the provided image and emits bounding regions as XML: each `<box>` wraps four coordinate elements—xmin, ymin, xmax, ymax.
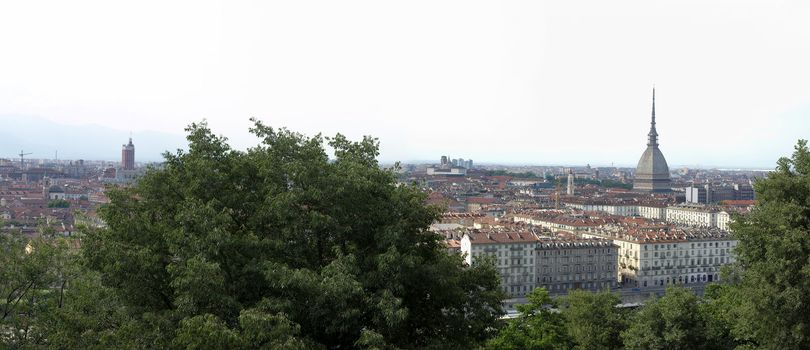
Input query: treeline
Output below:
<box><xmin>484</xmin><ymin>170</ymin><xmax>633</xmax><ymax>190</ymax></box>
<box><xmin>571</xmin><ymin>178</ymin><xmax>633</xmax><ymax>190</ymax></box>
<box><xmin>1</xmin><ymin>122</ymin><xmax>808</xmax><ymax>349</ymax></box>
<box><xmin>484</xmin><ymin>170</ymin><xmax>543</xmax><ymax>178</ymax></box>
<box><xmin>487</xmin><ymin>285</ymin><xmax>729</xmax><ymax>349</ymax></box>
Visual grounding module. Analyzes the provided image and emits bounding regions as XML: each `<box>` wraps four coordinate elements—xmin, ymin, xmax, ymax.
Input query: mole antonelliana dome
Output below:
<box><xmin>633</xmin><ymin>89</ymin><xmax>672</xmax><ymax>193</ymax></box>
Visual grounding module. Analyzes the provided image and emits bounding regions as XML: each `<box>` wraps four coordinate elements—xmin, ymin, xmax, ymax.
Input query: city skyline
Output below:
<box><xmin>2</xmin><ymin>2</ymin><xmax>810</xmax><ymax>349</ymax></box>
<box><xmin>2</xmin><ymin>1</ymin><xmax>809</xmax><ymax>167</ymax></box>
<box><xmin>0</xmin><ymin>114</ymin><xmax>787</xmax><ymax>170</ymax></box>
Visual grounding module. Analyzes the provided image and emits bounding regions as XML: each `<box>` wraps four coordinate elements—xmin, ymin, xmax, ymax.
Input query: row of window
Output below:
<box><xmin>647</xmin><ymin>248</ymin><xmax>728</xmax><ymax>258</ymax></box>
<box><xmin>538</xmin><ymin>273</ymin><xmax>613</xmax><ymax>282</ymax></box>
<box><xmin>539</xmin><ymin>264</ymin><xmax>614</xmax><ymax>273</ymax></box>
<box><xmin>641</xmin><ymin>256</ymin><xmax>731</xmax><ymax>268</ymax></box>
<box><xmin>502</xmin><ymin>281</ymin><xmax>617</xmax><ymax>297</ymax></box>
<box><xmin>641</xmin><ymin>273</ymin><xmax>718</xmax><ymax>287</ymax></box>
<box><xmin>643</xmin><ymin>241</ymin><xmax>735</xmax><ymax>250</ymax></box>
<box><xmin>640</xmin><ymin>266</ymin><xmax>717</xmax><ymax>276</ymax></box>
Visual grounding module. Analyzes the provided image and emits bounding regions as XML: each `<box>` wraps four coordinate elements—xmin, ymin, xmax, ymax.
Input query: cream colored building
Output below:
<box><xmin>561</xmin><ymin>200</ymin><xmax>671</xmax><ymax>222</ymax></box>
<box><xmin>638</xmin><ymin>205</ymin><xmax>666</xmax><ymax>220</ymax></box>
<box><xmin>665</xmin><ymin>204</ymin><xmax>718</xmax><ymax>228</ymax></box>
<box><xmin>512</xmin><ymin>213</ymin><xmax>609</xmax><ymax>233</ymax></box>
<box><xmin>717</xmin><ymin>211</ymin><xmax>731</xmax><ymax>231</ymax></box>
<box><xmin>565</xmin><ymin>202</ymin><xmax>639</xmax><ymax>217</ymax></box>
<box><xmin>583</xmin><ymin>226</ymin><xmax>736</xmax><ymax>288</ymax></box>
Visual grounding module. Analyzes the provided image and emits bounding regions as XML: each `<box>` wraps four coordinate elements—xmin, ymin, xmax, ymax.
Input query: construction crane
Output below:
<box><xmin>18</xmin><ymin>150</ymin><xmax>32</xmax><ymax>169</ymax></box>
<box><xmin>554</xmin><ymin>180</ymin><xmax>561</xmax><ymax>210</ymax></box>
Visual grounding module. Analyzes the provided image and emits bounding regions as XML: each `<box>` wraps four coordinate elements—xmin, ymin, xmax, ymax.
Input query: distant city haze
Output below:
<box><xmin>1</xmin><ymin>0</ymin><xmax>808</xmax><ymax>167</ymax></box>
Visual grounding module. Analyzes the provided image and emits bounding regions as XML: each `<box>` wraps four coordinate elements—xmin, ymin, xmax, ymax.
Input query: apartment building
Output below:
<box><xmin>535</xmin><ymin>239</ymin><xmax>618</xmax><ymax>294</ymax></box>
<box><xmin>460</xmin><ymin>230</ymin><xmax>618</xmax><ymax>299</ymax></box>
<box><xmin>461</xmin><ymin>231</ymin><xmax>540</xmax><ymax>298</ymax></box>
<box><xmin>582</xmin><ymin>225</ymin><xmax>736</xmax><ymax>289</ymax></box>
<box><xmin>637</xmin><ymin>204</ymin><xmax>666</xmax><ymax>220</ymax></box>
<box><xmin>512</xmin><ymin>212</ymin><xmax>615</xmax><ymax>232</ymax></box>
<box><xmin>665</xmin><ymin>204</ymin><xmax>718</xmax><ymax>228</ymax></box>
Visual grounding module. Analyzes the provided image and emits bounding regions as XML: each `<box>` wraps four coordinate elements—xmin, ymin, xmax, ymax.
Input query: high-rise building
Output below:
<box><xmin>685</xmin><ymin>186</ymin><xmax>708</xmax><ymax>204</ymax></box>
<box><xmin>121</xmin><ymin>138</ymin><xmax>135</xmax><ymax>170</ymax></box>
<box><xmin>733</xmin><ymin>183</ymin><xmax>755</xmax><ymax>200</ymax></box>
<box><xmin>633</xmin><ymin>88</ymin><xmax>672</xmax><ymax>192</ymax></box>
<box><xmin>686</xmin><ymin>183</ymin><xmax>755</xmax><ymax>204</ymax></box>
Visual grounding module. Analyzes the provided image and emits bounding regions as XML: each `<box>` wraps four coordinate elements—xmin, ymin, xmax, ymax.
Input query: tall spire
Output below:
<box><xmin>647</xmin><ymin>87</ymin><xmax>658</xmax><ymax>146</ymax></box>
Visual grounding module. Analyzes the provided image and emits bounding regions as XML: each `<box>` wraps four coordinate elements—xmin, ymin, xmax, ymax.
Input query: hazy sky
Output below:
<box><xmin>1</xmin><ymin>0</ymin><xmax>808</xmax><ymax>167</ymax></box>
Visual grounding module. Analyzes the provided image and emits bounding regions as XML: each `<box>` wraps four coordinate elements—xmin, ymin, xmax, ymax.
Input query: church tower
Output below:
<box><xmin>633</xmin><ymin>88</ymin><xmax>672</xmax><ymax>192</ymax></box>
<box><xmin>121</xmin><ymin>137</ymin><xmax>135</xmax><ymax>170</ymax></box>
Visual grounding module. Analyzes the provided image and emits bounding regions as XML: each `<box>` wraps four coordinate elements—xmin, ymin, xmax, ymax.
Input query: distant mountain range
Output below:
<box><xmin>0</xmin><ymin>115</ymin><xmax>187</xmax><ymax>162</ymax></box>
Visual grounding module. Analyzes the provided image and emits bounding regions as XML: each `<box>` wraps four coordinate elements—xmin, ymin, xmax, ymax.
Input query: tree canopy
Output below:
<box><xmin>485</xmin><ymin>288</ymin><xmax>570</xmax><ymax>350</ymax></box>
<box><xmin>560</xmin><ymin>290</ymin><xmax>626</xmax><ymax>350</ymax></box>
<box><xmin>78</xmin><ymin>120</ymin><xmax>504</xmax><ymax>348</ymax></box>
<box><xmin>0</xmin><ymin>233</ymin><xmax>78</xmax><ymax>347</ymax></box>
<box><xmin>621</xmin><ymin>286</ymin><xmax>710</xmax><ymax>350</ymax></box>
<box><xmin>715</xmin><ymin>139</ymin><xmax>810</xmax><ymax>349</ymax></box>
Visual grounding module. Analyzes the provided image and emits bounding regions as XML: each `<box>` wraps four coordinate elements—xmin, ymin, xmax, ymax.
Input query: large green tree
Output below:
<box><xmin>717</xmin><ymin>139</ymin><xmax>810</xmax><ymax>349</ymax></box>
<box><xmin>81</xmin><ymin>120</ymin><xmax>504</xmax><ymax>349</ymax></box>
<box><xmin>0</xmin><ymin>233</ymin><xmax>78</xmax><ymax>348</ymax></box>
<box><xmin>486</xmin><ymin>288</ymin><xmax>570</xmax><ymax>350</ymax></box>
<box><xmin>560</xmin><ymin>290</ymin><xmax>626</xmax><ymax>350</ymax></box>
<box><xmin>621</xmin><ymin>286</ymin><xmax>708</xmax><ymax>350</ymax></box>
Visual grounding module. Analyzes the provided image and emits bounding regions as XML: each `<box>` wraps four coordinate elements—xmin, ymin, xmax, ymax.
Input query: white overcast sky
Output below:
<box><xmin>1</xmin><ymin>0</ymin><xmax>809</xmax><ymax>167</ymax></box>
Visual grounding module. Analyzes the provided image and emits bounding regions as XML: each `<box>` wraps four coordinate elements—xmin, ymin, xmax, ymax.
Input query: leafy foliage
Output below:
<box><xmin>78</xmin><ymin>120</ymin><xmax>504</xmax><ymax>348</ymax></box>
<box><xmin>47</xmin><ymin>199</ymin><xmax>70</xmax><ymax>208</ymax></box>
<box><xmin>621</xmin><ymin>286</ymin><xmax>710</xmax><ymax>350</ymax></box>
<box><xmin>560</xmin><ymin>290</ymin><xmax>627</xmax><ymax>350</ymax></box>
<box><xmin>717</xmin><ymin>139</ymin><xmax>810</xmax><ymax>349</ymax></box>
<box><xmin>0</xmin><ymin>234</ymin><xmax>79</xmax><ymax>347</ymax></box>
<box><xmin>486</xmin><ymin>288</ymin><xmax>570</xmax><ymax>350</ymax></box>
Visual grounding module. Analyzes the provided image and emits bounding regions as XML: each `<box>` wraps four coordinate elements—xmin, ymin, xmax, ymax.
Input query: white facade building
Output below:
<box><xmin>638</xmin><ymin>205</ymin><xmax>666</xmax><ymax>220</ymax></box>
<box><xmin>717</xmin><ymin>211</ymin><xmax>731</xmax><ymax>232</ymax></box>
<box><xmin>665</xmin><ymin>204</ymin><xmax>718</xmax><ymax>228</ymax></box>
<box><xmin>583</xmin><ymin>226</ymin><xmax>736</xmax><ymax>288</ymax></box>
<box><xmin>426</xmin><ymin>166</ymin><xmax>466</xmax><ymax>176</ymax></box>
